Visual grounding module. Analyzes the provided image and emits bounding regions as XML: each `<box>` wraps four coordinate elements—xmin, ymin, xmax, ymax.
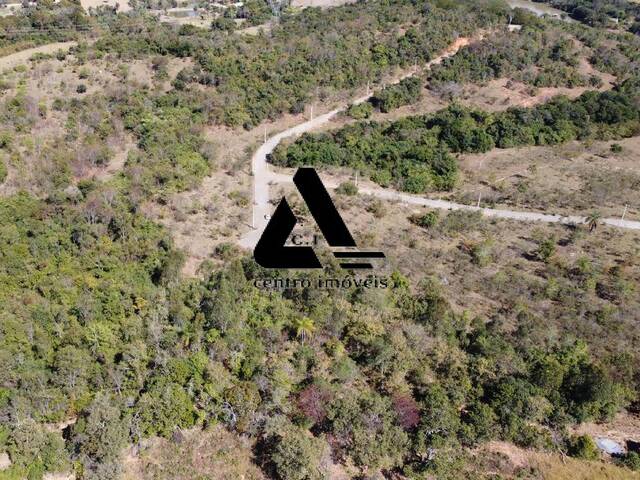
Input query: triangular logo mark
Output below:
<box><xmin>254</xmin><ymin>168</ymin><xmax>384</xmax><ymax>269</ymax></box>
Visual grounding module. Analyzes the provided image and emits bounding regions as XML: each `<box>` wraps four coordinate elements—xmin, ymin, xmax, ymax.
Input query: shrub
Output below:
<box><xmin>0</xmin><ymin>159</ymin><xmax>6</xmax><ymax>183</ymax></box>
<box><xmin>371</xmin><ymin>77</ymin><xmax>422</xmax><ymax>113</ymax></box>
<box><xmin>567</xmin><ymin>435</ymin><xmax>599</xmax><ymax>460</ymax></box>
<box><xmin>610</xmin><ymin>143</ymin><xmax>623</xmax><ymax>153</ymax></box>
<box><xmin>535</xmin><ymin>236</ymin><xmax>556</xmax><ymax>262</ymax></box>
<box><xmin>76</xmin><ymin>84</ymin><xmax>87</xmax><ymax>94</ymax></box>
<box><xmin>621</xmin><ymin>452</ymin><xmax>640</xmax><ymax>471</ymax></box>
<box><xmin>335</xmin><ymin>181</ymin><xmax>358</xmax><ymax>196</ymax></box>
<box><xmin>268</xmin><ymin>422</ymin><xmax>329</xmax><ymax>480</ymax></box>
<box><xmin>410</xmin><ymin>210</ymin><xmax>439</xmax><ymax>229</ymax></box>
<box><xmin>346</xmin><ymin>102</ymin><xmax>373</xmax><ymax>119</ymax></box>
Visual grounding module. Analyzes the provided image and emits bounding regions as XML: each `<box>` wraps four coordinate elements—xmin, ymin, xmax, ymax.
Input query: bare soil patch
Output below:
<box><xmin>452</xmin><ymin>136</ymin><xmax>640</xmax><ymax>221</ymax></box>
<box><xmin>122</xmin><ymin>426</ymin><xmax>265</xmax><ymax>480</ymax></box>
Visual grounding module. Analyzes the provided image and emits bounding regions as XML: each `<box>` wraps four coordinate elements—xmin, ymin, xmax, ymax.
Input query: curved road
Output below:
<box><xmin>239</xmin><ymin>39</ymin><xmax>640</xmax><ymax>249</ymax></box>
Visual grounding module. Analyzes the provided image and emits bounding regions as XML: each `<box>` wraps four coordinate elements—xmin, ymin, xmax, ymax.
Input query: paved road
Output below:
<box><xmin>238</xmin><ymin>38</ymin><xmax>640</xmax><ymax>250</ymax></box>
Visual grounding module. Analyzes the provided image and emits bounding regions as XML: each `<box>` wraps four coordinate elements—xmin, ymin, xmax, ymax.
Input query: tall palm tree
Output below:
<box><xmin>293</xmin><ymin>317</ymin><xmax>315</xmax><ymax>344</ymax></box>
<box><xmin>585</xmin><ymin>211</ymin><xmax>602</xmax><ymax>232</ymax></box>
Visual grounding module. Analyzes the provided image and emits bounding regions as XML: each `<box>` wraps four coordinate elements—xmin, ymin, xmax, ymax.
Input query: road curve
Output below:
<box><xmin>238</xmin><ymin>39</ymin><xmax>640</xmax><ymax>250</ymax></box>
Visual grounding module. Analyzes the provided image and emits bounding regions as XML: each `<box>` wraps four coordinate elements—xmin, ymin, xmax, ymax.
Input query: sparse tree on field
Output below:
<box><xmin>585</xmin><ymin>211</ymin><xmax>602</xmax><ymax>232</ymax></box>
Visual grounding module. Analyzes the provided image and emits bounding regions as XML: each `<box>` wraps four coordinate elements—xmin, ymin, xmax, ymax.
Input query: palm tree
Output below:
<box><xmin>293</xmin><ymin>317</ymin><xmax>315</xmax><ymax>344</ymax></box>
<box><xmin>585</xmin><ymin>211</ymin><xmax>602</xmax><ymax>232</ymax></box>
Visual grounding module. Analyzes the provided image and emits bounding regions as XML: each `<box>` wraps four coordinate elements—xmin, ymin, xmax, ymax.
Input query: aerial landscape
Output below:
<box><xmin>1</xmin><ymin>0</ymin><xmax>640</xmax><ymax>478</ymax></box>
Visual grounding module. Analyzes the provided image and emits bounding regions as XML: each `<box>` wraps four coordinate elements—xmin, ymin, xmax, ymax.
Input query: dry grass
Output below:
<box><xmin>122</xmin><ymin>426</ymin><xmax>265</xmax><ymax>480</ymax></box>
<box><xmin>478</xmin><ymin>441</ymin><xmax>640</xmax><ymax>479</ymax></box>
<box><xmin>453</xmin><ymin>136</ymin><xmax>640</xmax><ymax>221</ymax></box>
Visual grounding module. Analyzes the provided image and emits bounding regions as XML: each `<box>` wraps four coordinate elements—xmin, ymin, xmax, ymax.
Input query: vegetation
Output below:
<box><xmin>1</xmin><ymin>1</ymin><xmax>640</xmax><ymax>478</ymax></box>
<box><xmin>429</xmin><ymin>25</ymin><xmax>590</xmax><ymax>90</ymax></box>
<box><xmin>272</xmin><ymin>82</ymin><xmax>640</xmax><ymax>193</ymax></box>
<box><xmin>0</xmin><ymin>0</ymin><xmax>88</xmax><ymax>56</ymax></box>
<box><xmin>1</xmin><ymin>181</ymin><xmax>637</xmax><ymax>477</ymax></box>
<box><xmin>538</xmin><ymin>0</ymin><xmax>640</xmax><ymax>28</ymax></box>
<box><xmin>567</xmin><ymin>435</ymin><xmax>599</xmax><ymax>460</ymax></box>
<box><xmin>91</xmin><ymin>0</ymin><xmax>508</xmax><ymax>128</ymax></box>
<box><xmin>345</xmin><ymin>102</ymin><xmax>373</xmax><ymax>120</ymax></box>
<box><xmin>371</xmin><ymin>77</ymin><xmax>423</xmax><ymax>113</ymax></box>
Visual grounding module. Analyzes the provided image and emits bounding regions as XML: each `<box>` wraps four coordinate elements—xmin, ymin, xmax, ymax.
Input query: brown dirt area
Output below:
<box><xmin>477</xmin><ymin>441</ymin><xmax>640</xmax><ymax>479</ymax></box>
<box><xmin>572</xmin><ymin>411</ymin><xmax>640</xmax><ymax>447</ymax></box>
<box><xmin>449</xmin><ymin>136</ymin><xmax>640</xmax><ymax>222</ymax></box>
<box><xmin>271</xmin><ymin>176</ymin><xmax>640</xmax><ymax>326</ymax></box>
<box><xmin>122</xmin><ymin>426</ymin><xmax>266</xmax><ymax>480</ymax></box>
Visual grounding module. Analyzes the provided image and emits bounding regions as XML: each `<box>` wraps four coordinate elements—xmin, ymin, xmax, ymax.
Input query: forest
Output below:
<box><xmin>271</xmin><ymin>81</ymin><xmax>640</xmax><ymax>193</ymax></box>
<box><xmin>538</xmin><ymin>0</ymin><xmax>640</xmax><ymax>27</ymax></box>
<box><xmin>89</xmin><ymin>0</ymin><xmax>509</xmax><ymax>128</ymax></box>
<box><xmin>428</xmin><ymin>24</ymin><xmax>595</xmax><ymax>90</ymax></box>
<box><xmin>0</xmin><ymin>188</ymin><xmax>637</xmax><ymax>478</ymax></box>
<box><xmin>1</xmin><ymin>0</ymin><xmax>640</xmax><ymax>478</ymax></box>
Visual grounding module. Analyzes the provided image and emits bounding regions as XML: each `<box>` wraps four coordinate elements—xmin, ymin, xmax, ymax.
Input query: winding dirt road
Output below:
<box><xmin>238</xmin><ymin>37</ymin><xmax>640</xmax><ymax>249</ymax></box>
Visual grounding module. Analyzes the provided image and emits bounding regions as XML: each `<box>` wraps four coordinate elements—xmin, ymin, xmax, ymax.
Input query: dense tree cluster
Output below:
<box><xmin>0</xmin><ymin>200</ymin><xmax>635</xmax><ymax>478</ymax></box>
<box><xmin>0</xmin><ymin>0</ymin><xmax>88</xmax><ymax>56</ymax></box>
<box><xmin>91</xmin><ymin>0</ymin><xmax>509</xmax><ymax>128</ymax></box>
<box><xmin>539</xmin><ymin>0</ymin><xmax>640</xmax><ymax>28</ymax></box>
<box><xmin>371</xmin><ymin>77</ymin><xmax>423</xmax><ymax>113</ymax></box>
<box><xmin>272</xmin><ymin>82</ymin><xmax>640</xmax><ymax>193</ymax></box>
<box><xmin>429</xmin><ymin>25</ymin><xmax>591</xmax><ymax>89</ymax></box>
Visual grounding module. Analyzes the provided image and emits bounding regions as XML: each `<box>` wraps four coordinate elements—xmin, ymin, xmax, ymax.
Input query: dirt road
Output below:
<box><xmin>238</xmin><ymin>36</ymin><xmax>474</xmax><ymax>249</ymax></box>
<box><xmin>238</xmin><ymin>34</ymin><xmax>640</xmax><ymax>250</ymax></box>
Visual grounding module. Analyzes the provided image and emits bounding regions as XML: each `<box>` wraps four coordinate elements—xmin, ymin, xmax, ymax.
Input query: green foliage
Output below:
<box><xmin>118</xmin><ymin>91</ymin><xmax>212</xmax><ymax>195</ymax></box>
<box><xmin>69</xmin><ymin>393</ymin><xmax>129</xmax><ymax>480</ymax></box>
<box><xmin>543</xmin><ymin>0</ymin><xmax>640</xmax><ymax>26</ymax></box>
<box><xmin>266</xmin><ymin>419</ymin><xmax>329</xmax><ymax>480</ymax></box>
<box><xmin>621</xmin><ymin>452</ymin><xmax>640</xmax><ymax>471</ymax></box>
<box><xmin>335</xmin><ymin>181</ymin><xmax>358</xmax><ymax>196</ymax></box>
<box><xmin>371</xmin><ymin>77</ymin><xmax>422</xmax><ymax>113</ymax></box>
<box><xmin>346</xmin><ymin>102</ymin><xmax>373</xmax><ymax>120</ymax></box>
<box><xmin>610</xmin><ymin>143</ymin><xmax>623</xmax><ymax>153</ymax></box>
<box><xmin>0</xmin><ymin>158</ymin><xmax>6</xmax><ymax>184</ymax></box>
<box><xmin>274</xmin><ymin>86</ymin><xmax>640</xmax><ymax>193</ymax></box>
<box><xmin>430</xmin><ymin>26</ymin><xmax>589</xmax><ymax>90</ymax></box>
<box><xmin>0</xmin><ymin>1</ymin><xmax>88</xmax><ymax>56</ymax></box>
<box><xmin>567</xmin><ymin>434</ymin><xmax>599</xmax><ymax>460</ymax></box>
<box><xmin>94</xmin><ymin>0</ymin><xmax>507</xmax><ymax>128</ymax></box>
<box><xmin>136</xmin><ymin>383</ymin><xmax>198</xmax><ymax>438</ymax></box>
<box><xmin>327</xmin><ymin>390</ymin><xmax>409</xmax><ymax>470</ymax></box>
<box><xmin>6</xmin><ymin>419</ymin><xmax>69</xmax><ymax>477</ymax></box>
<box><xmin>535</xmin><ymin>236</ymin><xmax>557</xmax><ymax>262</ymax></box>
<box><xmin>410</xmin><ymin>210</ymin><xmax>439</xmax><ymax>228</ymax></box>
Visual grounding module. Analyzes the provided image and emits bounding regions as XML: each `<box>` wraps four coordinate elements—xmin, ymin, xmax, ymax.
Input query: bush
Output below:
<box><xmin>535</xmin><ymin>236</ymin><xmax>556</xmax><ymax>262</ymax></box>
<box><xmin>346</xmin><ymin>102</ymin><xmax>373</xmax><ymax>119</ymax></box>
<box><xmin>411</xmin><ymin>210</ymin><xmax>439</xmax><ymax>229</ymax></box>
<box><xmin>621</xmin><ymin>452</ymin><xmax>640</xmax><ymax>471</ymax></box>
<box><xmin>371</xmin><ymin>77</ymin><xmax>422</xmax><ymax>113</ymax></box>
<box><xmin>76</xmin><ymin>84</ymin><xmax>87</xmax><ymax>94</ymax></box>
<box><xmin>335</xmin><ymin>181</ymin><xmax>358</xmax><ymax>196</ymax></box>
<box><xmin>268</xmin><ymin>422</ymin><xmax>329</xmax><ymax>480</ymax></box>
<box><xmin>0</xmin><ymin>159</ymin><xmax>6</xmax><ymax>183</ymax></box>
<box><xmin>567</xmin><ymin>435</ymin><xmax>599</xmax><ymax>460</ymax></box>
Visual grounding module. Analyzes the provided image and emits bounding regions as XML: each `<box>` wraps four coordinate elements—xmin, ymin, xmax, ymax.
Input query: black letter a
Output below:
<box><xmin>254</xmin><ymin>168</ymin><xmax>357</xmax><ymax>269</ymax></box>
